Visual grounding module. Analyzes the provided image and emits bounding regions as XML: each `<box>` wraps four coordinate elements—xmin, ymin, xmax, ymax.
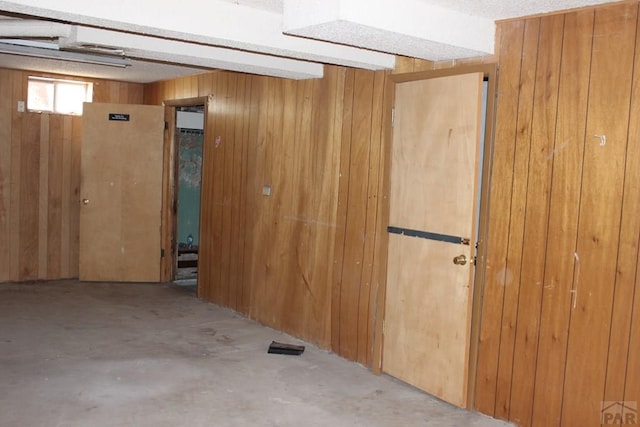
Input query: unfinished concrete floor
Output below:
<box><xmin>0</xmin><ymin>281</ymin><xmax>512</xmax><ymax>427</ymax></box>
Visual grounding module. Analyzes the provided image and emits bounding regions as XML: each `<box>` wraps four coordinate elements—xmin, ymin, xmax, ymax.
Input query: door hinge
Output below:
<box><xmin>382</xmin><ymin>319</ymin><xmax>386</xmax><ymax>335</ymax></box>
<box><xmin>161</xmin><ymin>248</ymin><xmax>165</xmax><ymax>258</ymax></box>
<box><xmin>391</xmin><ymin>108</ymin><xmax>395</xmax><ymax>128</ymax></box>
<box><xmin>164</xmin><ymin>121</ymin><xmax>169</xmax><ymax>130</ymax></box>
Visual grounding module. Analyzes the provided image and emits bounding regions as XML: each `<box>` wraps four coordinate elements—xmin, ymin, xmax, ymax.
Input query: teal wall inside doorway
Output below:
<box><xmin>177</xmin><ymin>130</ymin><xmax>202</xmax><ymax>247</ymax></box>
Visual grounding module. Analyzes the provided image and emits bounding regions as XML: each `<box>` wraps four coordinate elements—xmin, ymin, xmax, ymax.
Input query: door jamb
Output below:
<box><xmin>160</xmin><ymin>96</ymin><xmax>213</xmax><ymax>291</ymax></box>
<box><xmin>371</xmin><ymin>64</ymin><xmax>498</xmax><ymax>410</ymax></box>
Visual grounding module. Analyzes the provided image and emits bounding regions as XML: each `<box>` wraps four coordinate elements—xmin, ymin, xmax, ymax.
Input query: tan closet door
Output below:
<box><xmin>80</xmin><ymin>103</ymin><xmax>164</xmax><ymax>282</ymax></box>
<box><xmin>383</xmin><ymin>73</ymin><xmax>484</xmax><ymax>408</ymax></box>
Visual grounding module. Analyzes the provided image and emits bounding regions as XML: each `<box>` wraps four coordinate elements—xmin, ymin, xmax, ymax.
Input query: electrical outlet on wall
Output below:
<box><xmin>17</xmin><ymin>101</ymin><xmax>25</xmax><ymax>112</ymax></box>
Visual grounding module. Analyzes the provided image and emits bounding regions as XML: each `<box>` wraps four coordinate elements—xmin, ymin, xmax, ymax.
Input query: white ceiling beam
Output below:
<box><xmin>0</xmin><ymin>17</ymin><xmax>323</xmax><ymax>79</ymax></box>
<box><xmin>0</xmin><ymin>18</ymin><xmax>70</xmax><ymax>37</ymax></box>
<box><xmin>283</xmin><ymin>0</ymin><xmax>495</xmax><ymax>61</ymax></box>
<box><xmin>0</xmin><ymin>0</ymin><xmax>396</xmax><ymax>70</ymax></box>
<box><xmin>59</xmin><ymin>26</ymin><xmax>323</xmax><ymax>80</ymax></box>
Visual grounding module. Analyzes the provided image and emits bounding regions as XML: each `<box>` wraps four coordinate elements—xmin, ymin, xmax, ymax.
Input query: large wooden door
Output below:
<box><xmin>382</xmin><ymin>73</ymin><xmax>484</xmax><ymax>408</ymax></box>
<box><xmin>80</xmin><ymin>103</ymin><xmax>165</xmax><ymax>282</ymax></box>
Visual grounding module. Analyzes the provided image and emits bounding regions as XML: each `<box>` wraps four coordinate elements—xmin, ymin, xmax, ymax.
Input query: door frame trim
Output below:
<box><xmin>371</xmin><ymin>64</ymin><xmax>498</xmax><ymax>409</ymax></box>
<box><xmin>160</xmin><ymin>96</ymin><xmax>213</xmax><ymax>290</ymax></box>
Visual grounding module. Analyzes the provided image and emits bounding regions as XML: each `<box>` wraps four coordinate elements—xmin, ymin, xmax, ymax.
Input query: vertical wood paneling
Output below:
<box><xmin>139</xmin><ymin>6</ymin><xmax>640</xmax><ymax>424</ymax></box>
<box><xmin>144</xmin><ymin>19</ymin><xmax>640</xmax><ymax>424</ymax></box>
<box><xmin>289</xmin><ymin>77</ymin><xmax>329</xmax><ymax>342</ymax></box>
<box><xmin>59</xmin><ymin>116</ymin><xmax>73</xmax><ymax>277</ymax></box>
<box><xmin>10</xmin><ymin>71</ymin><xmax>24</xmax><ymax>280</ymax></box>
<box><xmin>127</xmin><ymin>83</ymin><xmax>143</xmax><ymax>105</ymax></box>
<box><xmin>229</xmin><ymin>74</ymin><xmax>248</xmax><ymax>311</ymax></box>
<box><xmin>507</xmin><ymin>14</ymin><xmax>564</xmax><ymax>427</ymax></box>
<box><xmin>312</xmin><ymin>66</ymin><xmax>344</xmax><ymax>343</ymax></box>
<box><xmin>475</xmin><ymin>20</ymin><xmax>525</xmax><ymax>415</ymax></box>
<box><xmin>370</xmin><ymin>70</ymin><xmax>393</xmax><ymax>373</ymax></box>
<box><xmin>196</xmin><ymin>73</ymin><xmax>219</xmax><ymax>301</ymax></box>
<box><xmin>561</xmin><ymin>5</ymin><xmax>637</xmax><ymax>426</ymax></box>
<box><xmin>38</xmin><ymin>114</ymin><xmax>49</xmax><ymax>279</ymax></box>
<box><xmin>69</xmin><ymin>116</ymin><xmax>82</xmax><ymax>278</ymax></box>
<box><xmin>361</xmin><ymin>70</ymin><xmax>387</xmax><ymax>367</ymax></box>
<box><xmin>198</xmin><ymin>73</ymin><xmax>212</xmax><ymax>99</ymax></box>
<box><xmin>19</xmin><ymin>113</ymin><xmax>41</xmax><ymax>280</ymax></box>
<box><xmin>146</xmin><ymin>65</ymin><xmax>387</xmax><ymax>352</ymax></box>
<box><xmin>4</xmin><ymin>4</ymin><xmax>639</xmax><ymax>424</ymax></box>
<box><xmin>531</xmin><ymin>10</ymin><xmax>594</xmax><ymax>427</ymax></box>
<box><xmin>261</xmin><ymin>76</ymin><xmax>289</xmax><ymax>332</ymax></box>
<box><xmin>60</xmin><ymin>117</ymin><xmax>73</xmax><ymax>277</ymax></box>
<box><xmin>625</xmin><ymin>245</ymin><xmax>640</xmax><ymax>407</ymax></box>
<box><xmin>339</xmin><ymin>69</ymin><xmax>375</xmax><ymax>361</ymax></box>
<box><xmin>0</xmin><ymin>68</ymin><xmax>143</xmax><ymax>283</ymax></box>
<box><xmin>47</xmin><ymin>115</ymin><xmax>63</xmax><ymax>279</ymax></box>
<box><xmin>332</xmin><ymin>69</ymin><xmax>354</xmax><ymax>353</ymax></box>
<box><xmin>244</xmin><ymin>75</ymin><xmax>270</xmax><ymax>315</ymax></box>
<box><xmin>238</xmin><ymin>75</ymin><xmax>260</xmax><ymax>315</ymax></box>
<box><xmin>615</xmin><ymin>15</ymin><xmax>640</xmax><ymax>417</ymax></box>
<box><xmin>211</xmin><ymin>73</ymin><xmax>228</xmax><ymax>304</ymax></box>
<box><xmin>93</xmin><ymin>80</ymin><xmax>142</xmax><ymax>104</ymax></box>
<box><xmin>603</xmin><ymin>8</ymin><xmax>640</xmax><ymax>406</ymax></box>
<box><xmin>174</xmin><ymin>77</ymin><xmax>186</xmax><ymax>100</ymax></box>
<box><xmin>288</xmin><ymin>79</ymin><xmax>311</xmax><ymax>329</ymax></box>
<box><xmin>0</xmin><ymin>68</ymin><xmax>11</xmax><ymax>282</ymax></box>
<box><xmin>253</xmin><ymin>75</ymin><xmax>276</xmax><ymax>320</ymax></box>
<box><xmin>220</xmin><ymin>73</ymin><xmax>237</xmax><ymax>307</ymax></box>
<box><xmin>478</xmin><ymin>3</ymin><xmax>640</xmax><ymax>426</ymax></box>
<box><xmin>494</xmin><ymin>18</ymin><xmax>541</xmax><ymax>420</ymax></box>
<box><xmin>355</xmin><ymin>69</ymin><xmax>380</xmax><ymax>365</ymax></box>
<box><xmin>165</xmin><ymin>80</ymin><xmax>177</xmax><ymax>101</ymax></box>
<box><xmin>142</xmin><ymin>81</ymin><xmax>160</xmax><ymax>105</ymax></box>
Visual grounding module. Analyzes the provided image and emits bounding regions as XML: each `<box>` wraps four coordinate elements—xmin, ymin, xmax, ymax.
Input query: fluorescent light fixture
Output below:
<box><xmin>0</xmin><ymin>38</ymin><xmax>59</xmax><ymax>49</ymax></box>
<box><xmin>0</xmin><ymin>42</ymin><xmax>132</xmax><ymax>68</ymax></box>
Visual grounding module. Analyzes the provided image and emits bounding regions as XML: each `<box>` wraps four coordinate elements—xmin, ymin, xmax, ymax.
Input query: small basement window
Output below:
<box><xmin>27</xmin><ymin>76</ymin><xmax>93</xmax><ymax>115</ymax></box>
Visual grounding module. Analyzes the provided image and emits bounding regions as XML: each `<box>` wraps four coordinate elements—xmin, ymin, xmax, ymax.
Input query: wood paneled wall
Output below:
<box><xmin>147</xmin><ymin>4</ymin><xmax>640</xmax><ymax>423</ymax></box>
<box><xmin>0</xmin><ymin>68</ymin><xmax>143</xmax><ymax>282</ymax></box>
<box><xmin>476</xmin><ymin>2</ymin><xmax>640</xmax><ymax>426</ymax></box>
<box><xmin>145</xmin><ymin>67</ymin><xmax>390</xmax><ymax>359</ymax></box>
<box><xmin>1</xmin><ymin>3</ymin><xmax>636</xmax><ymax>423</ymax></box>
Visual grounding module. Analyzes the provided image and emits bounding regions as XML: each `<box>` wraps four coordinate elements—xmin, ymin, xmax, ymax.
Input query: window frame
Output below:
<box><xmin>27</xmin><ymin>76</ymin><xmax>93</xmax><ymax>115</ymax></box>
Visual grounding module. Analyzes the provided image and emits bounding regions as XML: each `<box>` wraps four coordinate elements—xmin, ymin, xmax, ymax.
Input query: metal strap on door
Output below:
<box><xmin>387</xmin><ymin>226</ymin><xmax>473</xmax><ymax>266</ymax></box>
<box><xmin>387</xmin><ymin>226</ymin><xmax>470</xmax><ymax>246</ymax></box>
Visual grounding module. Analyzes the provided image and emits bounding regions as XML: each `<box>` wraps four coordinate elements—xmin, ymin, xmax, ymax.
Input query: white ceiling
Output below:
<box><xmin>0</xmin><ymin>0</ymin><xmax>623</xmax><ymax>83</ymax></box>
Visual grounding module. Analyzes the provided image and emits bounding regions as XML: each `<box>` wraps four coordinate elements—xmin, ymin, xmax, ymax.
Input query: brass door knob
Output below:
<box><xmin>453</xmin><ymin>254</ymin><xmax>467</xmax><ymax>266</ymax></box>
<box><xmin>82</xmin><ymin>198</ymin><xmax>90</xmax><ymax>205</ymax></box>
